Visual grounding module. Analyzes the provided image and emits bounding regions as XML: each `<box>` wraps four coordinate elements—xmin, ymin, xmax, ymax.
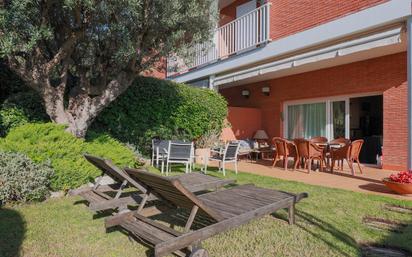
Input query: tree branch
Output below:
<box><xmin>44</xmin><ymin>30</ymin><xmax>83</xmax><ymax>75</ymax></box>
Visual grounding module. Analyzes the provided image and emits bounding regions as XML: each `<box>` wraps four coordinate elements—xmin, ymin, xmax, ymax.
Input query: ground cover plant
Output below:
<box><xmin>0</xmin><ymin>123</ymin><xmax>136</xmax><ymax>191</ymax></box>
<box><xmin>1</xmin><ymin>168</ymin><xmax>411</xmax><ymax>257</ymax></box>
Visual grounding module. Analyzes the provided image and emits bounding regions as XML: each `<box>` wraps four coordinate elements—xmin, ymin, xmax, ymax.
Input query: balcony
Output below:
<box><xmin>167</xmin><ymin>3</ymin><xmax>271</xmax><ymax>78</ymax></box>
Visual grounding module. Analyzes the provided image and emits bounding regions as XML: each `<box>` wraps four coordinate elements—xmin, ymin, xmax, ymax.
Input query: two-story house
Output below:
<box><xmin>167</xmin><ymin>0</ymin><xmax>412</xmax><ymax>171</ymax></box>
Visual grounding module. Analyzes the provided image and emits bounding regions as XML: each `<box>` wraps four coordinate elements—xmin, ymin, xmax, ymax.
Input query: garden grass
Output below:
<box><xmin>1</xmin><ymin>167</ymin><xmax>412</xmax><ymax>257</ymax></box>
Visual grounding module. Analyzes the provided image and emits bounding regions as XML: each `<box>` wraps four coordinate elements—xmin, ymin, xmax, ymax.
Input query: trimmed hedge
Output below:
<box><xmin>0</xmin><ymin>123</ymin><xmax>137</xmax><ymax>191</ymax></box>
<box><xmin>93</xmin><ymin>76</ymin><xmax>228</xmax><ymax>154</ymax></box>
<box><xmin>0</xmin><ymin>151</ymin><xmax>53</xmax><ymax>203</ymax></box>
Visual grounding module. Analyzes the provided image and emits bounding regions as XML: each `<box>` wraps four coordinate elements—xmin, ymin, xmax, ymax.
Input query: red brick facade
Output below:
<box><xmin>219</xmin><ymin>53</ymin><xmax>408</xmax><ymax>170</ymax></box>
<box><xmin>220</xmin><ymin>0</ymin><xmax>388</xmax><ymax>41</ymax></box>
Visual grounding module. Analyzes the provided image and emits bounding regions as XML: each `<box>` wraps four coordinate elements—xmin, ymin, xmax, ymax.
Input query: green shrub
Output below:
<box><xmin>93</xmin><ymin>76</ymin><xmax>228</xmax><ymax>154</ymax></box>
<box><xmin>0</xmin><ymin>123</ymin><xmax>137</xmax><ymax>191</ymax></box>
<box><xmin>0</xmin><ymin>151</ymin><xmax>53</xmax><ymax>203</ymax></box>
<box><xmin>0</xmin><ymin>91</ymin><xmax>49</xmax><ymax>136</ymax></box>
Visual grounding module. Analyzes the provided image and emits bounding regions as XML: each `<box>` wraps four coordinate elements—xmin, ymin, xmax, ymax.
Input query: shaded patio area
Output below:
<box><xmin>207</xmin><ymin>159</ymin><xmax>412</xmax><ymax>200</ymax></box>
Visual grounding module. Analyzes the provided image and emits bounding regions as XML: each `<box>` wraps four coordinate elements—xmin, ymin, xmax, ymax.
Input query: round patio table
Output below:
<box><xmin>314</xmin><ymin>142</ymin><xmax>344</xmax><ymax>170</ymax></box>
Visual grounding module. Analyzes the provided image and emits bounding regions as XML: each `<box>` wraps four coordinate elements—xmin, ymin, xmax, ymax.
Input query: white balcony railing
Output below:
<box><xmin>167</xmin><ymin>3</ymin><xmax>271</xmax><ymax>77</ymax></box>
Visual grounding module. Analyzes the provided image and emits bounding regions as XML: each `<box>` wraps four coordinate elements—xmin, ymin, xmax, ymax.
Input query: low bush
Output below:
<box><xmin>0</xmin><ymin>123</ymin><xmax>137</xmax><ymax>191</ymax></box>
<box><xmin>0</xmin><ymin>91</ymin><xmax>49</xmax><ymax>136</ymax></box>
<box><xmin>93</xmin><ymin>76</ymin><xmax>228</xmax><ymax>154</ymax></box>
<box><xmin>0</xmin><ymin>151</ymin><xmax>53</xmax><ymax>203</ymax></box>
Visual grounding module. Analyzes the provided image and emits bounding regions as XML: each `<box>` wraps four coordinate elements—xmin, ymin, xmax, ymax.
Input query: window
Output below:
<box><xmin>287</xmin><ymin>102</ymin><xmax>326</xmax><ymax>139</ymax></box>
<box><xmin>285</xmin><ymin>98</ymin><xmax>350</xmax><ymax>140</ymax></box>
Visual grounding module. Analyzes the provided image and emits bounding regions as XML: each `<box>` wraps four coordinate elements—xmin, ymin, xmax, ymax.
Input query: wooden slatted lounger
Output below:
<box><xmin>105</xmin><ymin>168</ymin><xmax>308</xmax><ymax>257</ymax></box>
<box><xmin>69</xmin><ymin>155</ymin><xmax>235</xmax><ymax>212</ymax></box>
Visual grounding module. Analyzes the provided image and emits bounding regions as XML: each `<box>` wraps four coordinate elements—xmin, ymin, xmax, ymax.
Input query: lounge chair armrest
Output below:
<box><xmin>294</xmin><ymin>192</ymin><xmax>308</xmax><ymax>203</ymax></box>
<box><xmin>105</xmin><ymin>211</ymin><xmax>134</xmax><ymax>229</ymax></box>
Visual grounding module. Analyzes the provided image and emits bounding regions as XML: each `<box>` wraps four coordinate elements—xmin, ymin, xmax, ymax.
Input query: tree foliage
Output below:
<box><xmin>0</xmin><ymin>0</ymin><xmax>216</xmax><ymax>137</ymax></box>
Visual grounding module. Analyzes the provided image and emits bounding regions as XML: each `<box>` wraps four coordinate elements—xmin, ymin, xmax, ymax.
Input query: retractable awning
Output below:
<box><xmin>214</xmin><ymin>26</ymin><xmax>403</xmax><ymax>86</ymax></box>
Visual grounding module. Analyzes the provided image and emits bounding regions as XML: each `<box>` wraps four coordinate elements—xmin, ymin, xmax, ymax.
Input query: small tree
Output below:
<box><xmin>0</xmin><ymin>0</ymin><xmax>216</xmax><ymax>137</ymax></box>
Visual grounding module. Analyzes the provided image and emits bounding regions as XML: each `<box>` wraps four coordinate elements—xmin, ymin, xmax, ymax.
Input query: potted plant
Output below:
<box><xmin>383</xmin><ymin>171</ymin><xmax>412</xmax><ymax>195</ymax></box>
<box><xmin>194</xmin><ymin>130</ymin><xmax>221</xmax><ymax>165</ymax></box>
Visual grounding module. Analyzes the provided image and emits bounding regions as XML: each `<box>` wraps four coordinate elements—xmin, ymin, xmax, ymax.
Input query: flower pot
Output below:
<box><xmin>195</xmin><ymin>148</ymin><xmax>210</xmax><ymax>165</ymax></box>
<box><xmin>383</xmin><ymin>178</ymin><xmax>412</xmax><ymax>195</ymax></box>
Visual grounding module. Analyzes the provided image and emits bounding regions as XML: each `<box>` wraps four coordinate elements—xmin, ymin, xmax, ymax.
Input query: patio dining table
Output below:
<box><xmin>314</xmin><ymin>142</ymin><xmax>344</xmax><ymax>170</ymax></box>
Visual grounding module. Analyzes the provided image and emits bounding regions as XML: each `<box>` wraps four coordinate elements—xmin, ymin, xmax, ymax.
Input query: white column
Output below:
<box><xmin>408</xmin><ymin>17</ymin><xmax>412</xmax><ymax>170</ymax></box>
<box><xmin>209</xmin><ymin>75</ymin><xmax>216</xmax><ymax>90</ymax></box>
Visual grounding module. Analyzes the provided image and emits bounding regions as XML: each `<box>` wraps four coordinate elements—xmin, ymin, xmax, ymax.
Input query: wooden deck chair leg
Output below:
<box><xmin>114</xmin><ymin>180</ymin><xmax>128</xmax><ymax>199</ymax></box>
<box><xmin>234</xmin><ymin>160</ymin><xmax>238</xmax><ymax>174</ymax></box>
<box><xmin>288</xmin><ymin>204</ymin><xmax>295</xmax><ymax>225</ymax></box>
<box><xmin>184</xmin><ymin>205</ymin><xmax>199</xmax><ymax>232</ymax></box>
<box><xmin>136</xmin><ymin>191</ymin><xmax>151</xmax><ymax>213</ymax></box>
<box><xmin>283</xmin><ymin>155</ymin><xmax>288</xmax><ymax>170</ymax></box>
<box><xmin>93</xmin><ymin>173</ymin><xmax>105</xmax><ymax>190</ymax></box>
<box><xmin>222</xmin><ymin>162</ymin><xmax>226</xmax><ymax>176</ymax></box>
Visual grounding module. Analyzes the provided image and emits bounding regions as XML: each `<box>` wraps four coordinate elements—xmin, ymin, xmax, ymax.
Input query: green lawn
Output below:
<box><xmin>1</xmin><ymin>167</ymin><xmax>412</xmax><ymax>257</ymax></box>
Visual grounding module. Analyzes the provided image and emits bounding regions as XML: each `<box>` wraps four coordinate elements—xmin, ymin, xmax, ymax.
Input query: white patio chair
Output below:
<box><xmin>151</xmin><ymin>139</ymin><xmax>169</xmax><ymax>168</ymax></box>
<box><xmin>165</xmin><ymin>141</ymin><xmax>194</xmax><ymax>175</ymax></box>
<box><xmin>206</xmin><ymin>141</ymin><xmax>240</xmax><ymax>176</ymax></box>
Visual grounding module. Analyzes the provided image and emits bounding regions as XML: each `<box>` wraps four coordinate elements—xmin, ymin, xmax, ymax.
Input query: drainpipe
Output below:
<box><xmin>408</xmin><ymin>16</ymin><xmax>412</xmax><ymax>170</ymax></box>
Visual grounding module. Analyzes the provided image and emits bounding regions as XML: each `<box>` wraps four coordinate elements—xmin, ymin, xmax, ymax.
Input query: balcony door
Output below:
<box><xmin>235</xmin><ymin>0</ymin><xmax>256</xmax><ymax>52</ymax></box>
<box><xmin>285</xmin><ymin>98</ymin><xmax>349</xmax><ymax>140</ymax></box>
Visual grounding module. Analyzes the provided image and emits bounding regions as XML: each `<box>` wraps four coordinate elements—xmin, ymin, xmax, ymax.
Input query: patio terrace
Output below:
<box><xmin>206</xmin><ymin>159</ymin><xmax>412</xmax><ymax>200</ymax></box>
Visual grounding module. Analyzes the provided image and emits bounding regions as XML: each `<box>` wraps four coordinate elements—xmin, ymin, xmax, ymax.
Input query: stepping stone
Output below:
<box><xmin>362</xmin><ymin>216</ymin><xmax>407</xmax><ymax>233</ymax></box>
<box><xmin>384</xmin><ymin>204</ymin><xmax>412</xmax><ymax>214</ymax></box>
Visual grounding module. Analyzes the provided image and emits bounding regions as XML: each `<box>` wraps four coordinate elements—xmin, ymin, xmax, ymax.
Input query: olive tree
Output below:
<box><xmin>0</xmin><ymin>0</ymin><xmax>216</xmax><ymax>137</ymax></box>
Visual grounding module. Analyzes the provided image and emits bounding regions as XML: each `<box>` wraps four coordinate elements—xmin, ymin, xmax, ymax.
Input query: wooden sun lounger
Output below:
<box><xmin>105</xmin><ymin>169</ymin><xmax>308</xmax><ymax>257</ymax></box>
<box><xmin>69</xmin><ymin>155</ymin><xmax>235</xmax><ymax>212</ymax></box>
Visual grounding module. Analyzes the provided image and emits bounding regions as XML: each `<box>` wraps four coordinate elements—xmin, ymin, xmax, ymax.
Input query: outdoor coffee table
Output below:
<box><xmin>249</xmin><ymin>147</ymin><xmax>274</xmax><ymax>162</ymax></box>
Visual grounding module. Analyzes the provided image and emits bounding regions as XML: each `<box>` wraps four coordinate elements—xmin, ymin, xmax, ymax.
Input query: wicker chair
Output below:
<box><xmin>294</xmin><ymin>138</ymin><xmax>326</xmax><ymax>173</ymax></box>
<box><xmin>272</xmin><ymin>137</ymin><xmax>299</xmax><ymax>170</ymax></box>
<box><xmin>328</xmin><ymin>138</ymin><xmax>351</xmax><ymax>170</ymax></box>
<box><xmin>330</xmin><ymin>139</ymin><xmax>364</xmax><ymax>175</ymax></box>
<box><xmin>310</xmin><ymin>136</ymin><xmax>328</xmax><ymax>144</ymax></box>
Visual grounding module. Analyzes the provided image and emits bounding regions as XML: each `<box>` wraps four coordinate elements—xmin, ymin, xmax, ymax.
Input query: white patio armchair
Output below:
<box><xmin>206</xmin><ymin>141</ymin><xmax>240</xmax><ymax>176</ymax></box>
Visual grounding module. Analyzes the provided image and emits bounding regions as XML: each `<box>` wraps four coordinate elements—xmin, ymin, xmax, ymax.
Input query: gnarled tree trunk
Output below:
<box><xmin>45</xmin><ymin>73</ymin><xmax>134</xmax><ymax>137</ymax></box>
<box><xmin>12</xmin><ymin>60</ymin><xmax>135</xmax><ymax>137</ymax></box>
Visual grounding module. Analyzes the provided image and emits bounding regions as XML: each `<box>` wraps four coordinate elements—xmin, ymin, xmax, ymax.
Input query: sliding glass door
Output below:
<box><xmin>285</xmin><ymin>98</ymin><xmax>349</xmax><ymax>140</ymax></box>
<box><xmin>331</xmin><ymin>100</ymin><xmax>346</xmax><ymax>139</ymax></box>
<box><xmin>287</xmin><ymin>102</ymin><xmax>326</xmax><ymax>139</ymax></box>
